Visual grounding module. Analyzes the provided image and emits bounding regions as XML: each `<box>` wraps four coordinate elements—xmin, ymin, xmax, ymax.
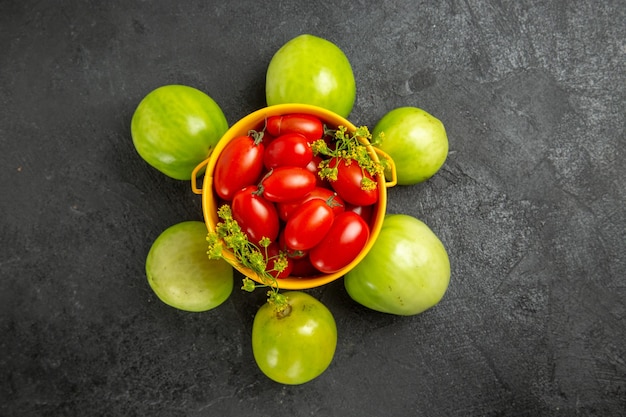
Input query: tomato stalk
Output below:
<box><xmin>248</xmin><ymin>129</ymin><xmax>265</xmax><ymax>145</ymax></box>
<box><xmin>326</xmin><ymin>193</ymin><xmax>343</xmax><ymax>209</ymax></box>
<box><xmin>268</xmin><ymin>291</ymin><xmax>291</xmax><ymax>318</ymax></box>
<box><xmin>253</xmin><ymin>169</ymin><xmax>274</xmax><ymax>195</ymax></box>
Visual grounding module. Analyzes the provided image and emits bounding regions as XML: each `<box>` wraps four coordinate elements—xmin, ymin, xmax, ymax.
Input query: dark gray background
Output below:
<box><xmin>1</xmin><ymin>1</ymin><xmax>625</xmax><ymax>416</ymax></box>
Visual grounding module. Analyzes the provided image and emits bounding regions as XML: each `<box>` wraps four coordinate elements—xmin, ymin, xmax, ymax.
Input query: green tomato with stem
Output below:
<box><xmin>372</xmin><ymin>107</ymin><xmax>448</xmax><ymax>185</ymax></box>
<box><xmin>344</xmin><ymin>214</ymin><xmax>450</xmax><ymax>316</ymax></box>
<box><xmin>146</xmin><ymin>221</ymin><xmax>233</xmax><ymax>312</ymax></box>
<box><xmin>131</xmin><ymin>85</ymin><xmax>228</xmax><ymax>180</ymax></box>
<box><xmin>266</xmin><ymin>34</ymin><xmax>356</xmax><ymax>118</ymax></box>
<box><xmin>252</xmin><ymin>291</ymin><xmax>337</xmax><ymax>385</ymax></box>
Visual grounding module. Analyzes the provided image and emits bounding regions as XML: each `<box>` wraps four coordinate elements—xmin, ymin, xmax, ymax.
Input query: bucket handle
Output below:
<box><xmin>190</xmin><ymin>157</ymin><xmax>211</xmax><ymax>195</ymax></box>
<box><xmin>373</xmin><ymin>148</ymin><xmax>398</xmax><ymax>188</ymax></box>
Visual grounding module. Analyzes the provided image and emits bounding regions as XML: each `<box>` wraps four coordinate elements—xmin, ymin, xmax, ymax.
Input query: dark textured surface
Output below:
<box><xmin>1</xmin><ymin>1</ymin><xmax>625</xmax><ymax>416</ymax></box>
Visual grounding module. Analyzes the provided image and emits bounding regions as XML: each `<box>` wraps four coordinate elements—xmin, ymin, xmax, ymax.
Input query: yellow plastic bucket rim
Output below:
<box><xmin>192</xmin><ymin>103</ymin><xmax>396</xmax><ymax>290</ymax></box>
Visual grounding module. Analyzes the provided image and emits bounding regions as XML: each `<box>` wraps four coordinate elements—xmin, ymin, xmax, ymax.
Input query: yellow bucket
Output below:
<box><xmin>191</xmin><ymin>104</ymin><xmax>396</xmax><ymax>290</ymax></box>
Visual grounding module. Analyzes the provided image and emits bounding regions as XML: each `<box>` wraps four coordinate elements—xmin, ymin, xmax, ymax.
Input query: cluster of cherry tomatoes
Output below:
<box><xmin>212</xmin><ymin>113</ymin><xmax>380</xmax><ymax>280</ymax></box>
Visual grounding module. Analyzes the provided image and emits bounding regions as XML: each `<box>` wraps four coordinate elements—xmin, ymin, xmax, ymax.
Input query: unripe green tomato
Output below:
<box><xmin>146</xmin><ymin>221</ymin><xmax>233</xmax><ymax>312</ymax></box>
<box><xmin>372</xmin><ymin>107</ymin><xmax>448</xmax><ymax>185</ymax></box>
<box><xmin>266</xmin><ymin>34</ymin><xmax>356</xmax><ymax>118</ymax></box>
<box><xmin>252</xmin><ymin>291</ymin><xmax>337</xmax><ymax>385</ymax></box>
<box><xmin>344</xmin><ymin>214</ymin><xmax>450</xmax><ymax>316</ymax></box>
<box><xmin>131</xmin><ymin>85</ymin><xmax>228</xmax><ymax>180</ymax></box>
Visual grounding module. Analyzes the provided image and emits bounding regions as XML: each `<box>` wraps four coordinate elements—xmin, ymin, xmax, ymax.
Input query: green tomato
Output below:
<box><xmin>344</xmin><ymin>214</ymin><xmax>450</xmax><ymax>316</ymax></box>
<box><xmin>252</xmin><ymin>291</ymin><xmax>337</xmax><ymax>385</ymax></box>
<box><xmin>146</xmin><ymin>221</ymin><xmax>233</xmax><ymax>312</ymax></box>
<box><xmin>372</xmin><ymin>107</ymin><xmax>448</xmax><ymax>185</ymax></box>
<box><xmin>131</xmin><ymin>85</ymin><xmax>229</xmax><ymax>180</ymax></box>
<box><xmin>266</xmin><ymin>34</ymin><xmax>356</xmax><ymax>118</ymax></box>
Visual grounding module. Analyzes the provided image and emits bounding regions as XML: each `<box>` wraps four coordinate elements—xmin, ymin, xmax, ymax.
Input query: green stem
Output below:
<box><xmin>248</xmin><ymin>129</ymin><xmax>265</xmax><ymax>145</ymax></box>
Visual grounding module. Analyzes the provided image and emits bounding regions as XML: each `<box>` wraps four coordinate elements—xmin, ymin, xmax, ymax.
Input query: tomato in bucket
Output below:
<box><xmin>191</xmin><ymin>104</ymin><xmax>396</xmax><ymax>290</ymax></box>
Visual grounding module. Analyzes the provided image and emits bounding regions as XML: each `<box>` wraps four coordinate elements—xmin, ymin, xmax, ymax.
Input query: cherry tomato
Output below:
<box><xmin>252</xmin><ymin>291</ymin><xmax>337</xmax><ymax>385</ymax></box>
<box><xmin>345</xmin><ymin>203</ymin><xmax>374</xmax><ymax>225</ymax></box>
<box><xmin>261</xmin><ymin>166</ymin><xmax>316</xmax><ymax>203</ymax></box>
<box><xmin>309</xmin><ymin>211</ymin><xmax>370</xmax><ymax>274</ymax></box>
<box><xmin>278</xmin><ymin>230</ymin><xmax>307</xmax><ymax>260</ymax></box>
<box><xmin>266</xmin><ymin>114</ymin><xmax>324</xmax><ymax>142</ymax></box>
<box><xmin>305</xmin><ymin>155</ymin><xmax>328</xmax><ymax>187</ymax></box>
<box><xmin>264</xmin><ymin>242</ymin><xmax>293</xmax><ymax>279</ymax></box>
<box><xmin>277</xmin><ymin>187</ymin><xmax>345</xmax><ymax>222</ymax></box>
<box><xmin>213</xmin><ymin>134</ymin><xmax>265</xmax><ymax>201</ymax></box>
<box><xmin>284</xmin><ymin>199</ymin><xmax>335</xmax><ymax>251</ymax></box>
<box><xmin>263</xmin><ymin>133</ymin><xmax>313</xmax><ymax>170</ymax></box>
<box><xmin>290</xmin><ymin>256</ymin><xmax>319</xmax><ymax>277</ymax></box>
<box><xmin>328</xmin><ymin>157</ymin><xmax>378</xmax><ymax>206</ymax></box>
<box><xmin>231</xmin><ymin>186</ymin><xmax>279</xmax><ymax>245</ymax></box>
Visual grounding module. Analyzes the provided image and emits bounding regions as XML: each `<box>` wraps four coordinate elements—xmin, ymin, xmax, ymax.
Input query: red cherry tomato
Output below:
<box><xmin>231</xmin><ymin>186</ymin><xmax>279</xmax><ymax>245</ymax></box>
<box><xmin>213</xmin><ymin>134</ymin><xmax>265</xmax><ymax>201</ymax></box>
<box><xmin>290</xmin><ymin>256</ymin><xmax>319</xmax><ymax>277</ymax></box>
<box><xmin>266</xmin><ymin>114</ymin><xmax>324</xmax><ymax>142</ymax></box>
<box><xmin>278</xmin><ymin>230</ymin><xmax>308</xmax><ymax>260</ymax></box>
<box><xmin>309</xmin><ymin>211</ymin><xmax>370</xmax><ymax>274</ymax></box>
<box><xmin>277</xmin><ymin>187</ymin><xmax>345</xmax><ymax>222</ymax></box>
<box><xmin>264</xmin><ymin>242</ymin><xmax>293</xmax><ymax>279</ymax></box>
<box><xmin>263</xmin><ymin>133</ymin><xmax>313</xmax><ymax>170</ymax></box>
<box><xmin>305</xmin><ymin>155</ymin><xmax>328</xmax><ymax>188</ymax></box>
<box><xmin>259</xmin><ymin>133</ymin><xmax>277</xmax><ymax>146</ymax></box>
<box><xmin>261</xmin><ymin>166</ymin><xmax>317</xmax><ymax>203</ymax></box>
<box><xmin>284</xmin><ymin>199</ymin><xmax>335</xmax><ymax>251</ymax></box>
<box><xmin>328</xmin><ymin>157</ymin><xmax>378</xmax><ymax>206</ymax></box>
<box><xmin>345</xmin><ymin>203</ymin><xmax>374</xmax><ymax>225</ymax></box>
